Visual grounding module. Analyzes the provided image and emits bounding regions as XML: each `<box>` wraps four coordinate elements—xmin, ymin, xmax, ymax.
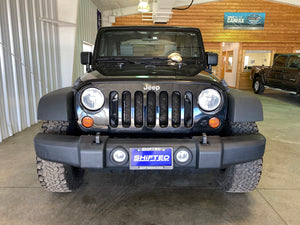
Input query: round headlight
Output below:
<box><xmin>198</xmin><ymin>88</ymin><xmax>221</xmax><ymax>112</ymax></box>
<box><xmin>81</xmin><ymin>88</ymin><xmax>104</xmax><ymax>111</ymax></box>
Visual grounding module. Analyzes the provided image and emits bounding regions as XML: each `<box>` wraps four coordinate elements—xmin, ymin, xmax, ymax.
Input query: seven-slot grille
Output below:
<box><xmin>109</xmin><ymin>91</ymin><xmax>193</xmax><ymax>128</ymax></box>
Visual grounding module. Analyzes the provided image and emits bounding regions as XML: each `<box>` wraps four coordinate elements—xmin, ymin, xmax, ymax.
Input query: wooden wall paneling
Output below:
<box><xmin>114</xmin><ymin>0</ymin><xmax>300</xmax><ymax>44</ymax></box>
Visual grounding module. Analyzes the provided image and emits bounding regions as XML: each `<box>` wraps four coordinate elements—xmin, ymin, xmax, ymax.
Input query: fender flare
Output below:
<box><xmin>227</xmin><ymin>89</ymin><xmax>263</xmax><ymax>122</ymax></box>
<box><xmin>37</xmin><ymin>87</ymin><xmax>75</xmax><ymax>121</ymax></box>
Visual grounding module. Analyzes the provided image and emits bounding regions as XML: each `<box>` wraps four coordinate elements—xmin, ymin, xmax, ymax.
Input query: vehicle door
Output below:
<box><xmin>284</xmin><ymin>55</ymin><xmax>300</xmax><ymax>91</ymax></box>
<box><xmin>268</xmin><ymin>55</ymin><xmax>288</xmax><ymax>88</ymax></box>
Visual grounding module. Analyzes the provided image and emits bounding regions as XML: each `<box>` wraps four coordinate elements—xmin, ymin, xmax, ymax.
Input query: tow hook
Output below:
<box><xmin>95</xmin><ymin>132</ymin><xmax>101</xmax><ymax>144</ymax></box>
<box><xmin>202</xmin><ymin>133</ymin><xmax>208</xmax><ymax>145</ymax></box>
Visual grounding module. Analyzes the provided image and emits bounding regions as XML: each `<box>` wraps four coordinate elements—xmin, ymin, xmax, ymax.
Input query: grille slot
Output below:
<box><xmin>109</xmin><ymin>91</ymin><xmax>119</xmax><ymax>127</ymax></box>
<box><xmin>184</xmin><ymin>92</ymin><xmax>193</xmax><ymax>127</ymax></box>
<box><xmin>122</xmin><ymin>91</ymin><xmax>131</xmax><ymax>128</ymax></box>
<box><xmin>147</xmin><ymin>91</ymin><xmax>156</xmax><ymax>127</ymax></box>
<box><xmin>172</xmin><ymin>91</ymin><xmax>181</xmax><ymax>128</ymax></box>
<box><xmin>109</xmin><ymin>90</ymin><xmax>193</xmax><ymax>129</ymax></box>
<box><xmin>159</xmin><ymin>91</ymin><xmax>168</xmax><ymax>128</ymax></box>
<box><xmin>134</xmin><ymin>91</ymin><xmax>143</xmax><ymax>128</ymax></box>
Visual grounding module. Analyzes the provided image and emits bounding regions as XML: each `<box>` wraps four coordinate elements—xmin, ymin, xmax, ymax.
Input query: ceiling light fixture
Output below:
<box><xmin>138</xmin><ymin>0</ymin><xmax>150</xmax><ymax>13</ymax></box>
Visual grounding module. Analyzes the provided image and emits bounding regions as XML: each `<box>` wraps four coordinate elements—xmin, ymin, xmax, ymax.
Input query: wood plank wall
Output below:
<box><xmin>113</xmin><ymin>0</ymin><xmax>300</xmax><ymax>89</ymax></box>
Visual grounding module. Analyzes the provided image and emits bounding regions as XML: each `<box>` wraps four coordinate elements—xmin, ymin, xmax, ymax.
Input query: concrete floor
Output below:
<box><xmin>0</xmin><ymin>88</ymin><xmax>300</xmax><ymax>225</ymax></box>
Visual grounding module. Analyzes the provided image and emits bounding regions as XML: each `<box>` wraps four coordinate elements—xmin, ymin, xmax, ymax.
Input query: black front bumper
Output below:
<box><xmin>34</xmin><ymin>133</ymin><xmax>266</xmax><ymax>169</ymax></box>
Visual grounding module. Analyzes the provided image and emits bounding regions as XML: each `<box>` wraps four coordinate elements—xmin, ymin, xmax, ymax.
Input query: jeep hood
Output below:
<box><xmin>78</xmin><ymin>70</ymin><xmax>220</xmax><ymax>84</ymax></box>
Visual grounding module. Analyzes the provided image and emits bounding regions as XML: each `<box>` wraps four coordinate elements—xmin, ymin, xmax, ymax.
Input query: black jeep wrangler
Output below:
<box><xmin>34</xmin><ymin>26</ymin><xmax>265</xmax><ymax>193</ymax></box>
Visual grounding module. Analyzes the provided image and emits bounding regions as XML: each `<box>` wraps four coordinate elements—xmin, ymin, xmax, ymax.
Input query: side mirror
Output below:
<box><xmin>81</xmin><ymin>52</ymin><xmax>92</xmax><ymax>65</ymax></box>
<box><xmin>290</xmin><ymin>62</ymin><xmax>300</xmax><ymax>69</ymax></box>
<box><xmin>81</xmin><ymin>52</ymin><xmax>92</xmax><ymax>72</ymax></box>
<box><xmin>205</xmin><ymin>52</ymin><xmax>218</xmax><ymax>74</ymax></box>
<box><xmin>206</xmin><ymin>52</ymin><xmax>218</xmax><ymax>66</ymax></box>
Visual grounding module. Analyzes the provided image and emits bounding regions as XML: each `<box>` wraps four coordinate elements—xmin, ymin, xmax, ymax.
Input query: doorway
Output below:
<box><xmin>221</xmin><ymin>42</ymin><xmax>240</xmax><ymax>88</ymax></box>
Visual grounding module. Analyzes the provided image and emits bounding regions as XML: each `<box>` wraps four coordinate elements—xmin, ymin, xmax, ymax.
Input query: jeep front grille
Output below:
<box><xmin>134</xmin><ymin>91</ymin><xmax>143</xmax><ymax>128</ymax></box>
<box><xmin>159</xmin><ymin>91</ymin><xmax>168</xmax><ymax>128</ymax></box>
<box><xmin>172</xmin><ymin>91</ymin><xmax>181</xmax><ymax>128</ymax></box>
<box><xmin>109</xmin><ymin>91</ymin><xmax>193</xmax><ymax>129</ymax></box>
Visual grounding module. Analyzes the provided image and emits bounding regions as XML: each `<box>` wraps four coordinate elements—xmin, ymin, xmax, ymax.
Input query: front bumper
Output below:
<box><xmin>34</xmin><ymin>133</ymin><xmax>266</xmax><ymax>169</ymax></box>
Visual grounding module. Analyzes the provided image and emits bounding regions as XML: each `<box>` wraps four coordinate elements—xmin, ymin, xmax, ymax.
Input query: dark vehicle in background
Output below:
<box><xmin>251</xmin><ymin>54</ymin><xmax>300</xmax><ymax>101</ymax></box>
<box><xmin>34</xmin><ymin>26</ymin><xmax>265</xmax><ymax>193</ymax></box>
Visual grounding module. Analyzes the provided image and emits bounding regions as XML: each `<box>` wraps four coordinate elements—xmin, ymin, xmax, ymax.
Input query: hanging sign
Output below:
<box><xmin>224</xmin><ymin>12</ymin><xmax>265</xmax><ymax>30</ymax></box>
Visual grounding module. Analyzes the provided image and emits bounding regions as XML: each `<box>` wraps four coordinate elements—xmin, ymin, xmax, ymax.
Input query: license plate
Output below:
<box><xmin>130</xmin><ymin>147</ymin><xmax>173</xmax><ymax>170</ymax></box>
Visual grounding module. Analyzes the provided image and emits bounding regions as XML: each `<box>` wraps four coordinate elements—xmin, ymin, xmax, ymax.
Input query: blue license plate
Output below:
<box><xmin>130</xmin><ymin>147</ymin><xmax>173</xmax><ymax>170</ymax></box>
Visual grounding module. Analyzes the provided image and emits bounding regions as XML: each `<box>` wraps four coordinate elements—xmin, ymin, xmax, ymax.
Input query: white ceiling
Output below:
<box><xmin>92</xmin><ymin>0</ymin><xmax>300</xmax><ymax>11</ymax></box>
<box><xmin>91</xmin><ymin>0</ymin><xmax>139</xmax><ymax>11</ymax></box>
<box><xmin>92</xmin><ymin>0</ymin><xmax>208</xmax><ymax>11</ymax></box>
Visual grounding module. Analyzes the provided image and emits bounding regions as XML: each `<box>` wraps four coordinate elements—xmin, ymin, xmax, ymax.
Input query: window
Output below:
<box><xmin>287</xmin><ymin>55</ymin><xmax>300</xmax><ymax>68</ymax></box>
<box><xmin>243</xmin><ymin>50</ymin><xmax>272</xmax><ymax>71</ymax></box>
<box><xmin>93</xmin><ymin>28</ymin><xmax>206</xmax><ymax>76</ymax></box>
<box><xmin>98</xmin><ymin>30</ymin><xmax>202</xmax><ymax>58</ymax></box>
<box><xmin>273</xmin><ymin>55</ymin><xmax>288</xmax><ymax>68</ymax></box>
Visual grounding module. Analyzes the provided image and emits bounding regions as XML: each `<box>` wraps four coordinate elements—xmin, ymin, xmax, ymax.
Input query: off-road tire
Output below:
<box><xmin>37</xmin><ymin>157</ymin><xmax>84</xmax><ymax>192</ymax></box>
<box><xmin>224</xmin><ymin>121</ymin><xmax>258</xmax><ymax>136</ymax></box>
<box><xmin>253</xmin><ymin>76</ymin><xmax>265</xmax><ymax>94</ymax></box>
<box><xmin>218</xmin><ymin>159</ymin><xmax>263</xmax><ymax>193</ymax></box>
<box><xmin>36</xmin><ymin>120</ymin><xmax>84</xmax><ymax>192</ymax></box>
<box><xmin>218</xmin><ymin>121</ymin><xmax>263</xmax><ymax>193</ymax></box>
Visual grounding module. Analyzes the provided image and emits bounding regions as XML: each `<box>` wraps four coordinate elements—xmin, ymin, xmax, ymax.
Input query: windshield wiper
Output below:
<box><xmin>95</xmin><ymin>57</ymin><xmax>197</xmax><ymax>71</ymax></box>
<box><xmin>139</xmin><ymin>57</ymin><xmax>169</xmax><ymax>61</ymax></box>
<box><xmin>96</xmin><ymin>57</ymin><xmax>137</xmax><ymax>64</ymax></box>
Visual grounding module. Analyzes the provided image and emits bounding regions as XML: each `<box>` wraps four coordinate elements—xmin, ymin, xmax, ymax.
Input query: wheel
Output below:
<box><xmin>224</xmin><ymin>121</ymin><xmax>258</xmax><ymax>136</ymax></box>
<box><xmin>217</xmin><ymin>159</ymin><xmax>263</xmax><ymax>193</ymax></box>
<box><xmin>37</xmin><ymin>157</ymin><xmax>84</xmax><ymax>192</ymax></box>
<box><xmin>253</xmin><ymin>76</ymin><xmax>265</xmax><ymax>94</ymax></box>
<box><xmin>36</xmin><ymin>121</ymin><xmax>84</xmax><ymax>192</ymax></box>
<box><xmin>217</xmin><ymin>122</ymin><xmax>263</xmax><ymax>193</ymax></box>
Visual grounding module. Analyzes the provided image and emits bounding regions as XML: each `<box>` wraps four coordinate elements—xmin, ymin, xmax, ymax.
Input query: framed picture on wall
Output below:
<box><xmin>226</xmin><ymin>51</ymin><xmax>233</xmax><ymax>72</ymax></box>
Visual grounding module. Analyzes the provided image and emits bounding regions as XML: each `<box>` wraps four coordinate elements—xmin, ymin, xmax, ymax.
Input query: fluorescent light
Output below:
<box><xmin>138</xmin><ymin>0</ymin><xmax>150</xmax><ymax>13</ymax></box>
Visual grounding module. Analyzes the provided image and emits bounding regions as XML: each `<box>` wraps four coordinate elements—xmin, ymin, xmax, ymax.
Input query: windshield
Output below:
<box><xmin>92</xmin><ymin>28</ymin><xmax>206</xmax><ymax>76</ymax></box>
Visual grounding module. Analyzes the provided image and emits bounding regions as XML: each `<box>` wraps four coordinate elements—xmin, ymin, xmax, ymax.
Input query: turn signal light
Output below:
<box><xmin>209</xmin><ymin>117</ymin><xmax>220</xmax><ymax>128</ymax></box>
<box><xmin>82</xmin><ymin>116</ymin><xmax>94</xmax><ymax>128</ymax></box>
